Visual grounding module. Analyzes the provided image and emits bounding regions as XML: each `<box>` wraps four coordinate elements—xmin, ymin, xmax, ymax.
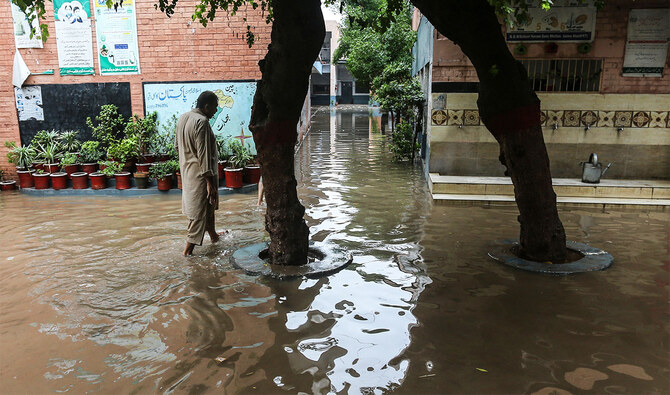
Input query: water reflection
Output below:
<box><xmin>0</xmin><ymin>107</ymin><xmax>668</xmax><ymax>394</ymax></box>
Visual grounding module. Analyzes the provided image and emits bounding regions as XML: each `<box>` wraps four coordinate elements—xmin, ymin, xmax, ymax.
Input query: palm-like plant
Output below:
<box><xmin>5</xmin><ymin>141</ymin><xmax>35</xmax><ymax>169</ymax></box>
<box><xmin>58</xmin><ymin>130</ymin><xmax>82</xmax><ymax>153</ymax></box>
<box><xmin>37</xmin><ymin>142</ymin><xmax>59</xmax><ymax>164</ymax></box>
<box><xmin>228</xmin><ymin>140</ymin><xmax>252</xmax><ymax>169</ymax></box>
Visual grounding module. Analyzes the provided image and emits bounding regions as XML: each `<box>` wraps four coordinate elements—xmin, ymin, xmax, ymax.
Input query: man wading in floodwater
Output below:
<box><xmin>175</xmin><ymin>91</ymin><xmax>225</xmax><ymax>256</ymax></box>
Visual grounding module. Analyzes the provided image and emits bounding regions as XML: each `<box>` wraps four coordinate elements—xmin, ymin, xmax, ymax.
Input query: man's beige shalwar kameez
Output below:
<box><xmin>175</xmin><ymin>109</ymin><xmax>219</xmax><ymax>245</ymax></box>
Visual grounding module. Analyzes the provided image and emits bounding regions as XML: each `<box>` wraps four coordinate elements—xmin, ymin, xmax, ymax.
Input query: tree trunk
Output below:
<box><xmin>412</xmin><ymin>0</ymin><xmax>566</xmax><ymax>262</ymax></box>
<box><xmin>249</xmin><ymin>0</ymin><xmax>325</xmax><ymax>265</ymax></box>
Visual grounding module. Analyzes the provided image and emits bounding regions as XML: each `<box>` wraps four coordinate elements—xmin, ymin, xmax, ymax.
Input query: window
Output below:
<box><xmin>519</xmin><ymin>59</ymin><xmax>602</xmax><ymax>92</ymax></box>
<box><xmin>354</xmin><ymin>82</ymin><xmax>369</xmax><ymax>94</ymax></box>
<box><xmin>313</xmin><ymin>84</ymin><xmax>329</xmax><ymax>94</ymax></box>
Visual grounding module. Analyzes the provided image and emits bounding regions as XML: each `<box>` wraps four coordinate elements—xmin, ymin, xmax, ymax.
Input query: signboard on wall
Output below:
<box><xmin>143</xmin><ymin>81</ymin><xmax>258</xmax><ymax>153</ymax></box>
<box><xmin>623</xmin><ymin>9</ymin><xmax>670</xmax><ymax>77</ymax></box>
<box><xmin>506</xmin><ymin>1</ymin><xmax>597</xmax><ymax>42</ymax></box>
<box><xmin>94</xmin><ymin>0</ymin><xmax>140</xmax><ymax>75</ymax></box>
<box><xmin>53</xmin><ymin>0</ymin><xmax>95</xmax><ymax>75</ymax></box>
<box><xmin>11</xmin><ymin>2</ymin><xmax>43</xmax><ymax>48</ymax></box>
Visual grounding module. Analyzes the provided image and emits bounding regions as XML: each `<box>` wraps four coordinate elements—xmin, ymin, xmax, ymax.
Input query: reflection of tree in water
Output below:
<box><xmin>243</xmin><ymin>108</ymin><xmax>432</xmax><ymax>393</ymax></box>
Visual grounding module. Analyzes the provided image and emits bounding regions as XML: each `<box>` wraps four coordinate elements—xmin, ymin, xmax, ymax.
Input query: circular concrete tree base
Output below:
<box><xmin>488</xmin><ymin>240</ymin><xmax>613</xmax><ymax>275</ymax></box>
<box><xmin>232</xmin><ymin>242</ymin><xmax>353</xmax><ymax>280</ymax></box>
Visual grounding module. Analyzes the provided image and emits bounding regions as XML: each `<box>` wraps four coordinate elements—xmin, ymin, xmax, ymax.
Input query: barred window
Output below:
<box><xmin>313</xmin><ymin>84</ymin><xmax>330</xmax><ymax>94</ymax></box>
<box><xmin>519</xmin><ymin>59</ymin><xmax>602</xmax><ymax>92</ymax></box>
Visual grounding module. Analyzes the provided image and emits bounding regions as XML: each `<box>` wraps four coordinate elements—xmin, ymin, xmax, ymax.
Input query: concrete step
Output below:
<box><xmin>430</xmin><ymin>174</ymin><xmax>670</xmax><ymax>200</ymax></box>
<box><xmin>432</xmin><ymin>193</ymin><xmax>670</xmax><ymax>208</ymax></box>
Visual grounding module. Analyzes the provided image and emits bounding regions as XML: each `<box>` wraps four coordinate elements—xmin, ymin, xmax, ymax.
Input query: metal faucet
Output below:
<box><xmin>552</xmin><ymin>122</ymin><xmax>559</xmax><ymax>130</ymax></box>
<box><xmin>584</xmin><ymin>124</ymin><xmax>590</xmax><ymax>131</ymax></box>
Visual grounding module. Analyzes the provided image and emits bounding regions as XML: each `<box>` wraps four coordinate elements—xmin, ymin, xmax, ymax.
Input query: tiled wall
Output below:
<box><xmin>429</xmin><ymin>93</ymin><xmax>670</xmax><ymax>179</ymax></box>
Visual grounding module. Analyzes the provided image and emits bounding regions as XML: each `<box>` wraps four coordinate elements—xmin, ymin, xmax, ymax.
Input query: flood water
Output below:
<box><xmin>0</xmin><ymin>107</ymin><xmax>668</xmax><ymax>394</ymax></box>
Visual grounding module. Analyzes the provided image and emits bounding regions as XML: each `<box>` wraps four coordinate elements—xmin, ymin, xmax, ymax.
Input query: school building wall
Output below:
<box><xmin>0</xmin><ymin>0</ymin><xmax>270</xmax><ymax>177</ymax></box>
<box><xmin>428</xmin><ymin>0</ymin><xmax>670</xmax><ymax>180</ymax></box>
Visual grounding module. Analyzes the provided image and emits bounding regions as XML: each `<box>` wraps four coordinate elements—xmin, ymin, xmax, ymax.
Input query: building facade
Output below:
<box><xmin>1</xmin><ymin>1</ymin><xmax>316</xmax><ymax>178</ymax></box>
<box><xmin>414</xmin><ymin>0</ymin><xmax>670</xmax><ymax>180</ymax></box>
<box><xmin>310</xmin><ymin>19</ymin><xmax>370</xmax><ymax>106</ymax></box>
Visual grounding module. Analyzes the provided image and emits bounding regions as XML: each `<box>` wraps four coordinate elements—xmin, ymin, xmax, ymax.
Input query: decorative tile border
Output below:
<box><xmin>431</xmin><ymin>109</ymin><xmax>670</xmax><ymax>128</ymax></box>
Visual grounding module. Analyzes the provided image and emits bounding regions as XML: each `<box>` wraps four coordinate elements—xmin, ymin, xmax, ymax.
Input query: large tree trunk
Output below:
<box><xmin>249</xmin><ymin>0</ymin><xmax>325</xmax><ymax>265</ymax></box>
<box><xmin>412</xmin><ymin>0</ymin><xmax>566</xmax><ymax>262</ymax></box>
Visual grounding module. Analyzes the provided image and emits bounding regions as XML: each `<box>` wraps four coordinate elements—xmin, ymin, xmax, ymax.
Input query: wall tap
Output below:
<box><xmin>553</xmin><ymin>122</ymin><xmax>559</xmax><ymax>130</ymax></box>
<box><xmin>617</xmin><ymin>126</ymin><xmax>624</xmax><ymax>132</ymax></box>
<box><xmin>584</xmin><ymin>124</ymin><xmax>590</xmax><ymax>131</ymax></box>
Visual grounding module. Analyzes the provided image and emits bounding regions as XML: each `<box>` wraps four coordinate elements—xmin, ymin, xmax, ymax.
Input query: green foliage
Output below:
<box><xmin>372</xmin><ymin>61</ymin><xmax>424</xmax><ymax>120</ymax></box>
<box><xmin>106</xmin><ymin>136</ymin><xmax>140</xmax><ymax>163</ymax></box>
<box><xmin>5</xmin><ymin>141</ymin><xmax>35</xmax><ymax>169</ymax></box>
<box><xmin>60</xmin><ymin>152</ymin><xmax>78</xmax><ymax>166</ymax></box>
<box><xmin>30</xmin><ymin>129</ymin><xmax>59</xmax><ymax>150</ymax></box>
<box><xmin>57</xmin><ymin>130</ymin><xmax>81</xmax><ymax>153</ymax></box>
<box><xmin>36</xmin><ymin>142</ymin><xmax>59</xmax><ymax>163</ymax></box>
<box><xmin>389</xmin><ymin>121</ymin><xmax>418</xmax><ymax>161</ymax></box>
<box><xmin>86</xmin><ymin>104</ymin><xmax>126</xmax><ymax>150</ymax></box>
<box><xmin>228</xmin><ymin>140</ymin><xmax>252</xmax><ymax>169</ymax></box>
<box><xmin>124</xmin><ymin>112</ymin><xmax>158</xmax><ymax>154</ymax></box>
<box><xmin>98</xmin><ymin>161</ymin><xmax>122</xmax><ymax>177</ymax></box>
<box><xmin>216</xmin><ymin>135</ymin><xmax>231</xmax><ymax>160</ymax></box>
<box><xmin>151</xmin><ymin>114</ymin><xmax>178</xmax><ymax>156</ymax></box>
<box><xmin>149</xmin><ymin>161</ymin><xmax>175</xmax><ymax>179</ymax></box>
<box><xmin>333</xmin><ymin>0</ymin><xmax>415</xmax><ymax>87</ymax></box>
<box><xmin>80</xmin><ymin>141</ymin><xmax>104</xmax><ymax>163</ymax></box>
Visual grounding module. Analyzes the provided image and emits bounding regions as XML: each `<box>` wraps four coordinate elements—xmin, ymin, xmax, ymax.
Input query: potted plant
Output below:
<box><xmin>106</xmin><ymin>136</ymin><xmax>139</xmax><ymax>172</ymax></box>
<box><xmin>125</xmin><ymin>112</ymin><xmax>158</xmax><ymax>161</ymax></box>
<box><xmin>36</xmin><ymin>142</ymin><xmax>61</xmax><ymax>173</ymax></box>
<box><xmin>60</xmin><ymin>152</ymin><xmax>80</xmax><ymax>178</ymax></box>
<box><xmin>151</xmin><ymin>114</ymin><xmax>178</xmax><ymax>162</ymax></box>
<box><xmin>50</xmin><ymin>171</ymin><xmax>68</xmax><ymax>190</ymax></box>
<box><xmin>103</xmin><ymin>161</ymin><xmax>130</xmax><ymax>190</ymax></box>
<box><xmin>89</xmin><ymin>169</ymin><xmax>108</xmax><ymax>190</ymax></box>
<box><xmin>149</xmin><ymin>161</ymin><xmax>174</xmax><ymax>191</ymax></box>
<box><xmin>225</xmin><ymin>141</ymin><xmax>252</xmax><ymax>188</ymax></box>
<box><xmin>133</xmin><ymin>172</ymin><xmax>149</xmax><ymax>189</ymax></box>
<box><xmin>0</xmin><ymin>170</ymin><xmax>17</xmax><ymax>191</ymax></box>
<box><xmin>71</xmin><ymin>172</ymin><xmax>89</xmax><ymax>189</ymax></box>
<box><xmin>32</xmin><ymin>169</ymin><xmax>50</xmax><ymax>190</ymax></box>
<box><xmin>80</xmin><ymin>141</ymin><xmax>103</xmax><ymax>173</ymax></box>
<box><xmin>86</xmin><ymin>104</ymin><xmax>126</xmax><ymax>151</ymax></box>
<box><xmin>216</xmin><ymin>136</ymin><xmax>230</xmax><ymax>180</ymax></box>
<box><xmin>5</xmin><ymin>141</ymin><xmax>35</xmax><ymax>188</ymax></box>
<box><xmin>243</xmin><ymin>150</ymin><xmax>261</xmax><ymax>184</ymax></box>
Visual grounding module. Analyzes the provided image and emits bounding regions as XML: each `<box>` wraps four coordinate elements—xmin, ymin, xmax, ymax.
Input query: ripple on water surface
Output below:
<box><xmin>0</xmin><ymin>107</ymin><xmax>668</xmax><ymax>394</ymax></box>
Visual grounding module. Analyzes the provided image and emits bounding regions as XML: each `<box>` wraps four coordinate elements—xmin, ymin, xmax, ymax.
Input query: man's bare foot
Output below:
<box><xmin>209</xmin><ymin>229</ymin><xmax>230</xmax><ymax>243</ymax></box>
<box><xmin>183</xmin><ymin>242</ymin><xmax>196</xmax><ymax>256</ymax></box>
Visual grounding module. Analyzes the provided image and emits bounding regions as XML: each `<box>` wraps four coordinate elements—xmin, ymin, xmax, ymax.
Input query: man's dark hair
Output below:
<box><xmin>196</xmin><ymin>91</ymin><xmax>218</xmax><ymax>109</ymax></box>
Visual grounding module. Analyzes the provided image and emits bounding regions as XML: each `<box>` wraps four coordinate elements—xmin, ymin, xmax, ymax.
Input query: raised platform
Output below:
<box><xmin>18</xmin><ymin>183</ymin><xmax>258</xmax><ymax>197</ymax></box>
<box><xmin>430</xmin><ymin>174</ymin><xmax>670</xmax><ymax>208</ymax></box>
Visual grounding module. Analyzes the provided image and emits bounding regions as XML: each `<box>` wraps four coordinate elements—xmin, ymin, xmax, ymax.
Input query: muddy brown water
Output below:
<box><xmin>0</xmin><ymin>107</ymin><xmax>668</xmax><ymax>394</ymax></box>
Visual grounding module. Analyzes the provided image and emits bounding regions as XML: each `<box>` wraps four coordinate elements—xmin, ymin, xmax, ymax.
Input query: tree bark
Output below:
<box><xmin>249</xmin><ymin>0</ymin><xmax>325</xmax><ymax>265</ymax></box>
<box><xmin>412</xmin><ymin>0</ymin><xmax>566</xmax><ymax>262</ymax></box>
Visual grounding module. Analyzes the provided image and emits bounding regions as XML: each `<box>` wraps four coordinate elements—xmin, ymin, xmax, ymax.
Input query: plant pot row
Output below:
<box><xmin>217</xmin><ymin>162</ymin><xmax>261</xmax><ymax>188</ymax></box>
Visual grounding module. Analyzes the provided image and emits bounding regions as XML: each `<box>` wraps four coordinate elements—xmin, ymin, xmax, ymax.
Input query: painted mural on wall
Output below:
<box><xmin>506</xmin><ymin>0</ymin><xmax>597</xmax><ymax>42</ymax></box>
<box><xmin>94</xmin><ymin>0</ymin><xmax>140</xmax><ymax>75</ymax></box>
<box><xmin>53</xmin><ymin>0</ymin><xmax>94</xmax><ymax>75</ymax></box>
<box><xmin>143</xmin><ymin>81</ymin><xmax>257</xmax><ymax>153</ymax></box>
<box><xmin>11</xmin><ymin>2</ymin><xmax>43</xmax><ymax>48</ymax></box>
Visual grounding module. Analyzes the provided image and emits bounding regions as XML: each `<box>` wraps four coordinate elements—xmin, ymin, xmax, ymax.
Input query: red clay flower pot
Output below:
<box><xmin>136</xmin><ymin>162</ymin><xmax>152</xmax><ymax>173</ymax></box>
<box><xmin>157</xmin><ymin>175</ymin><xmax>173</xmax><ymax>191</ymax></box>
<box><xmin>159</xmin><ymin>154</ymin><xmax>170</xmax><ymax>162</ymax></box>
<box><xmin>81</xmin><ymin>163</ymin><xmax>98</xmax><ymax>174</ymax></box>
<box><xmin>89</xmin><ymin>172</ymin><xmax>107</xmax><ymax>190</ymax></box>
<box><xmin>218</xmin><ymin>161</ymin><xmax>227</xmax><ymax>180</ymax></box>
<box><xmin>62</xmin><ymin>164</ymin><xmax>80</xmax><ymax>178</ymax></box>
<box><xmin>141</xmin><ymin>154</ymin><xmax>156</xmax><ymax>163</ymax></box>
<box><xmin>225</xmin><ymin>168</ymin><xmax>243</xmax><ymax>188</ymax></box>
<box><xmin>33</xmin><ymin>173</ymin><xmax>50</xmax><ymax>189</ymax></box>
<box><xmin>115</xmin><ymin>172</ymin><xmax>132</xmax><ymax>190</ymax></box>
<box><xmin>71</xmin><ymin>172</ymin><xmax>89</xmax><ymax>189</ymax></box>
<box><xmin>0</xmin><ymin>180</ymin><xmax>17</xmax><ymax>191</ymax></box>
<box><xmin>121</xmin><ymin>161</ymin><xmax>135</xmax><ymax>173</ymax></box>
<box><xmin>176</xmin><ymin>173</ymin><xmax>182</xmax><ymax>189</ymax></box>
<box><xmin>17</xmin><ymin>170</ymin><xmax>34</xmax><ymax>188</ymax></box>
<box><xmin>243</xmin><ymin>165</ymin><xmax>261</xmax><ymax>184</ymax></box>
<box><xmin>45</xmin><ymin>163</ymin><xmax>60</xmax><ymax>173</ymax></box>
<box><xmin>50</xmin><ymin>172</ymin><xmax>68</xmax><ymax>190</ymax></box>
<box><xmin>32</xmin><ymin>162</ymin><xmax>45</xmax><ymax>172</ymax></box>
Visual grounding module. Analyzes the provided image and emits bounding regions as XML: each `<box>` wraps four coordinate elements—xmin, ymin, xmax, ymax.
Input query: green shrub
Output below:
<box><xmin>149</xmin><ymin>161</ymin><xmax>174</xmax><ymax>179</ymax></box>
<box><xmin>80</xmin><ymin>141</ymin><xmax>104</xmax><ymax>163</ymax></box>
<box><xmin>86</xmin><ymin>104</ymin><xmax>126</xmax><ymax>149</ymax></box>
<box><xmin>228</xmin><ymin>140</ymin><xmax>252</xmax><ymax>169</ymax></box>
<box><xmin>98</xmin><ymin>161</ymin><xmax>122</xmax><ymax>177</ymax></box>
<box><xmin>389</xmin><ymin>122</ymin><xmax>419</xmax><ymax>161</ymax></box>
<box><xmin>60</xmin><ymin>152</ymin><xmax>78</xmax><ymax>166</ymax></box>
<box><xmin>106</xmin><ymin>136</ymin><xmax>139</xmax><ymax>163</ymax></box>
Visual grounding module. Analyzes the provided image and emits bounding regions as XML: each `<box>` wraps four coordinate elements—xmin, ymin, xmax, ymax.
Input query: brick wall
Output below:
<box><xmin>0</xmin><ymin>0</ymin><xmax>271</xmax><ymax>178</ymax></box>
<box><xmin>431</xmin><ymin>0</ymin><xmax>670</xmax><ymax>94</ymax></box>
